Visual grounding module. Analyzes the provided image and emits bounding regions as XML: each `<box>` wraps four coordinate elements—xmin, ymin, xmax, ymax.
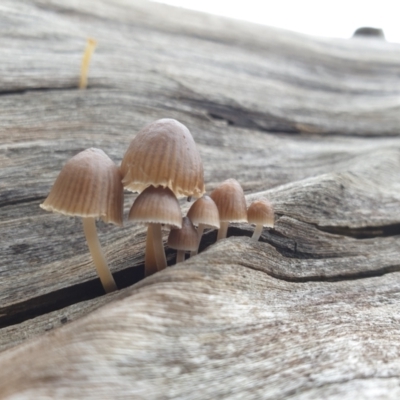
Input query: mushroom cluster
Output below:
<box><xmin>41</xmin><ymin>118</ymin><xmax>275</xmax><ymax>293</ymax></box>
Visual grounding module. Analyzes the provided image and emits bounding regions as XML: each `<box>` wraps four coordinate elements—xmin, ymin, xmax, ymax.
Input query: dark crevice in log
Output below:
<box><xmin>0</xmin><ymin>85</ymin><xmax>108</xmax><ymax>97</ymax></box>
<box><xmin>0</xmin><ymin>87</ymin><xmax>77</xmax><ymax>96</ymax></box>
<box><xmin>231</xmin><ymin>227</ymin><xmax>344</xmax><ymax>260</ymax></box>
<box><xmin>198</xmin><ymin>227</ymin><xmax>333</xmax><ymax>260</ymax></box>
<box><xmin>316</xmin><ymin>223</ymin><xmax>400</xmax><ymax>239</ymax></box>
<box><xmin>0</xmin><ymin>265</ymin><xmax>144</xmax><ymax>329</ymax></box>
<box><xmin>186</xmin><ymin>99</ymin><xmax>399</xmax><ymax>137</ymax></box>
<box><xmin>255</xmin><ymin>263</ymin><xmax>400</xmax><ymax>283</ymax></box>
<box><xmin>181</xmin><ymin>98</ymin><xmax>300</xmax><ymax>133</ymax></box>
<box><xmin>195</xmin><ymin>228</ymin><xmax>400</xmax><ymax>283</ymax></box>
<box><xmin>0</xmin><ymin>196</ymin><xmax>46</xmax><ymax>209</ymax></box>
<box><xmin>272</xmin><ymin>213</ymin><xmax>400</xmax><ymax>240</ymax></box>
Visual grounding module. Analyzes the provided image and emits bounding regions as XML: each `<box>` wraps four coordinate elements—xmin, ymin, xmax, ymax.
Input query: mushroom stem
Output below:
<box><xmin>79</xmin><ymin>38</ymin><xmax>97</xmax><ymax>89</ymax></box>
<box><xmin>217</xmin><ymin>221</ymin><xmax>229</xmax><ymax>241</ymax></box>
<box><xmin>150</xmin><ymin>223</ymin><xmax>167</xmax><ymax>271</ymax></box>
<box><xmin>145</xmin><ymin>224</ymin><xmax>158</xmax><ymax>277</ymax></box>
<box><xmin>251</xmin><ymin>224</ymin><xmax>264</xmax><ymax>241</ymax></box>
<box><xmin>176</xmin><ymin>250</ymin><xmax>185</xmax><ymax>263</ymax></box>
<box><xmin>191</xmin><ymin>223</ymin><xmax>206</xmax><ymax>257</ymax></box>
<box><xmin>82</xmin><ymin>217</ymin><xmax>117</xmax><ymax>293</ymax></box>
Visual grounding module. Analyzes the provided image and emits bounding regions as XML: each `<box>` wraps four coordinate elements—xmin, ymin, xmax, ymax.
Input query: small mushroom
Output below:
<box><xmin>210</xmin><ymin>179</ymin><xmax>247</xmax><ymax>240</ymax></box>
<box><xmin>121</xmin><ymin>118</ymin><xmax>205</xmax><ymax>199</ymax></box>
<box><xmin>40</xmin><ymin>148</ymin><xmax>123</xmax><ymax>293</ymax></box>
<box><xmin>129</xmin><ymin>185</ymin><xmax>182</xmax><ymax>275</ymax></box>
<box><xmin>247</xmin><ymin>199</ymin><xmax>274</xmax><ymax>241</ymax></box>
<box><xmin>187</xmin><ymin>195</ymin><xmax>220</xmax><ymax>256</ymax></box>
<box><xmin>168</xmin><ymin>217</ymin><xmax>198</xmax><ymax>263</ymax></box>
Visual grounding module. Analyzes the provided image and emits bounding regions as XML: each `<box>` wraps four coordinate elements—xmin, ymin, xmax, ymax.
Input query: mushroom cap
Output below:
<box><xmin>209</xmin><ymin>179</ymin><xmax>247</xmax><ymax>223</ymax></box>
<box><xmin>129</xmin><ymin>185</ymin><xmax>182</xmax><ymax>229</ymax></box>
<box><xmin>187</xmin><ymin>195</ymin><xmax>220</xmax><ymax>229</ymax></box>
<box><xmin>247</xmin><ymin>199</ymin><xmax>274</xmax><ymax>228</ymax></box>
<box><xmin>168</xmin><ymin>217</ymin><xmax>198</xmax><ymax>251</ymax></box>
<box><xmin>40</xmin><ymin>148</ymin><xmax>123</xmax><ymax>225</ymax></box>
<box><xmin>121</xmin><ymin>118</ymin><xmax>205</xmax><ymax>198</ymax></box>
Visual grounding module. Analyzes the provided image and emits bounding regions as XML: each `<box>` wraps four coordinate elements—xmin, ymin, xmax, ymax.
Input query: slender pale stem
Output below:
<box><xmin>217</xmin><ymin>221</ymin><xmax>229</xmax><ymax>241</ymax></box>
<box><xmin>82</xmin><ymin>217</ymin><xmax>117</xmax><ymax>293</ymax></box>
<box><xmin>145</xmin><ymin>224</ymin><xmax>158</xmax><ymax>277</ymax></box>
<box><xmin>191</xmin><ymin>223</ymin><xmax>205</xmax><ymax>257</ymax></box>
<box><xmin>251</xmin><ymin>224</ymin><xmax>264</xmax><ymax>241</ymax></box>
<box><xmin>79</xmin><ymin>38</ymin><xmax>97</xmax><ymax>89</ymax></box>
<box><xmin>151</xmin><ymin>223</ymin><xmax>167</xmax><ymax>271</ymax></box>
<box><xmin>176</xmin><ymin>250</ymin><xmax>185</xmax><ymax>263</ymax></box>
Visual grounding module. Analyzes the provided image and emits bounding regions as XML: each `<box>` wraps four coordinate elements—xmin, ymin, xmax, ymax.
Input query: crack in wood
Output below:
<box><xmin>0</xmin><ymin>265</ymin><xmax>144</xmax><ymax>329</ymax></box>
<box><xmin>180</xmin><ymin>98</ymin><xmax>301</xmax><ymax>134</ymax></box>
<box><xmin>0</xmin><ymin>86</ymin><xmax>78</xmax><ymax>96</ymax></box>
<box><xmin>249</xmin><ymin>263</ymin><xmax>400</xmax><ymax>284</ymax></box>
<box><xmin>0</xmin><ymin>85</ymin><xmax>112</xmax><ymax>97</ymax></box>
<box><xmin>198</xmin><ymin>227</ymin><xmax>400</xmax><ymax>282</ymax></box>
<box><xmin>316</xmin><ymin>223</ymin><xmax>400</xmax><ymax>239</ymax></box>
<box><xmin>0</xmin><ymin>196</ymin><xmax>46</xmax><ymax>209</ymax></box>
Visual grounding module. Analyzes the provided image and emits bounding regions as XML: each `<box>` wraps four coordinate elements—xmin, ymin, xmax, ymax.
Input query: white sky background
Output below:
<box><xmin>153</xmin><ymin>0</ymin><xmax>400</xmax><ymax>43</ymax></box>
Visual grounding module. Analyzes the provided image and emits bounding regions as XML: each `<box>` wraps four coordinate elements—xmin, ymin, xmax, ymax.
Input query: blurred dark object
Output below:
<box><xmin>352</xmin><ymin>27</ymin><xmax>385</xmax><ymax>40</ymax></box>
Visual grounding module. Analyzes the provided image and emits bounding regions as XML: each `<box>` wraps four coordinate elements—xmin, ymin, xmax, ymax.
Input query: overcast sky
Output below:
<box><xmin>153</xmin><ymin>0</ymin><xmax>400</xmax><ymax>43</ymax></box>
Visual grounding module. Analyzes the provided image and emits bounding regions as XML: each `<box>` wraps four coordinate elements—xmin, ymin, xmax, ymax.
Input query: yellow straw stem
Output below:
<box><xmin>79</xmin><ymin>38</ymin><xmax>97</xmax><ymax>89</ymax></box>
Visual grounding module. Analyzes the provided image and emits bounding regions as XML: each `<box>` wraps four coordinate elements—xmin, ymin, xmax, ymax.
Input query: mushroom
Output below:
<box><xmin>210</xmin><ymin>179</ymin><xmax>248</xmax><ymax>240</ymax></box>
<box><xmin>40</xmin><ymin>148</ymin><xmax>123</xmax><ymax>293</ymax></box>
<box><xmin>187</xmin><ymin>194</ymin><xmax>220</xmax><ymax>256</ymax></box>
<box><xmin>121</xmin><ymin>118</ymin><xmax>205</xmax><ymax>198</ymax></box>
<box><xmin>168</xmin><ymin>217</ymin><xmax>198</xmax><ymax>263</ymax></box>
<box><xmin>129</xmin><ymin>185</ymin><xmax>182</xmax><ymax>275</ymax></box>
<box><xmin>247</xmin><ymin>199</ymin><xmax>274</xmax><ymax>241</ymax></box>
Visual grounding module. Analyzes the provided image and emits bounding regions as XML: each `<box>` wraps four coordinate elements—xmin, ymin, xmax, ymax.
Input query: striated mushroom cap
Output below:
<box><xmin>247</xmin><ymin>199</ymin><xmax>274</xmax><ymax>228</ymax></box>
<box><xmin>121</xmin><ymin>118</ymin><xmax>205</xmax><ymax>198</ymax></box>
<box><xmin>129</xmin><ymin>185</ymin><xmax>182</xmax><ymax>229</ymax></box>
<box><xmin>187</xmin><ymin>195</ymin><xmax>220</xmax><ymax>229</ymax></box>
<box><xmin>168</xmin><ymin>217</ymin><xmax>198</xmax><ymax>251</ymax></box>
<box><xmin>210</xmin><ymin>179</ymin><xmax>247</xmax><ymax>223</ymax></box>
<box><xmin>40</xmin><ymin>148</ymin><xmax>123</xmax><ymax>225</ymax></box>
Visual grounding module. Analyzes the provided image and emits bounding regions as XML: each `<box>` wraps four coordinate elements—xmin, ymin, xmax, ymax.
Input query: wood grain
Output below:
<box><xmin>1</xmin><ymin>0</ymin><xmax>400</xmax><ymax>398</ymax></box>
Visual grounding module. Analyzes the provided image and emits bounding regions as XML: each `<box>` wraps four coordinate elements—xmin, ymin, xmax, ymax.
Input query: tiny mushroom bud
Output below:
<box><xmin>187</xmin><ymin>194</ymin><xmax>220</xmax><ymax>256</ymax></box>
<box><xmin>129</xmin><ymin>185</ymin><xmax>182</xmax><ymax>276</ymax></box>
<box><xmin>168</xmin><ymin>217</ymin><xmax>198</xmax><ymax>263</ymax></box>
<box><xmin>40</xmin><ymin>148</ymin><xmax>123</xmax><ymax>293</ymax></box>
<box><xmin>210</xmin><ymin>179</ymin><xmax>247</xmax><ymax>241</ymax></box>
<box><xmin>247</xmin><ymin>199</ymin><xmax>274</xmax><ymax>241</ymax></box>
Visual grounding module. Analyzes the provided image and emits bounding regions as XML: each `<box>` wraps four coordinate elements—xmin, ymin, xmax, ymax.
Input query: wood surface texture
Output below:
<box><xmin>1</xmin><ymin>0</ymin><xmax>400</xmax><ymax>398</ymax></box>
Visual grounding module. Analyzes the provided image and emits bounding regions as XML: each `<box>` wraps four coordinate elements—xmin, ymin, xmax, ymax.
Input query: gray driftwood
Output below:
<box><xmin>1</xmin><ymin>0</ymin><xmax>400</xmax><ymax>398</ymax></box>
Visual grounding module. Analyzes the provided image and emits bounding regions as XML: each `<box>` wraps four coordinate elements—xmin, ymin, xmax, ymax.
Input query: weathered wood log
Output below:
<box><xmin>1</xmin><ymin>0</ymin><xmax>400</xmax><ymax>398</ymax></box>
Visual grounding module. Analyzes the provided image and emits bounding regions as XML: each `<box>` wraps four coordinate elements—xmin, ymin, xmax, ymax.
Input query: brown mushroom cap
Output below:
<box><xmin>129</xmin><ymin>185</ymin><xmax>182</xmax><ymax>229</ymax></box>
<box><xmin>210</xmin><ymin>179</ymin><xmax>247</xmax><ymax>223</ymax></box>
<box><xmin>247</xmin><ymin>199</ymin><xmax>274</xmax><ymax>228</ymax></box>
<box><xmin>187</xmin><ymin>195</ymin><xmax>220</xmax><ymax>229</ymax></box>
<box><xmin>168</xmin><ymin>217</ymin><xmax>198</xmax><ymax>251</ymax></box>
<box><xmin>40</xmin><ymin>148</ymin><xmax>123</xmax><ymax>225</ymax></box>
<box><xmin>121</xmin><ymin>118</ymin><xmax>205</xmax><ymax>198</ymax></box>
